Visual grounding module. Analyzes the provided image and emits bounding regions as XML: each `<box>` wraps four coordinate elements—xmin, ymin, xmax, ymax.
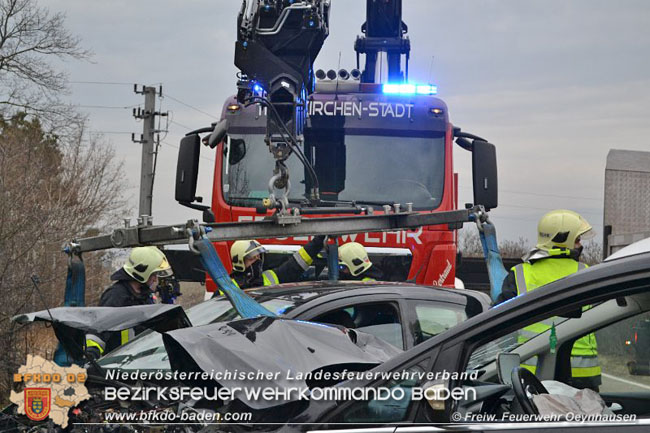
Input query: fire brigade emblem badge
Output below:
<box><xmin>24</xmin><ymin>388</ymin><xmax>50</xmax><ymax>421</ymax></box>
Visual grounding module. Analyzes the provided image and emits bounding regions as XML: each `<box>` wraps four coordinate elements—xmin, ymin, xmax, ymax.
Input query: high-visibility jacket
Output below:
<box><xmin>85</xmin><ymin>277</ymin><xmax>151</xmax><ymax>357</ymax></box>
<box><xmin>230</xmin><ymin>244</ymin><xmax>317</xmax><ymax>290</ymax></box>
<box><xmin>231</xmin><ymin>269</ymin><xmax>280</xmax><ymax>289</ymax></box>
<box><xmin>512</xmin><ymin>256</ymin><xmax>601</xmax><ymax>388</ymax></box>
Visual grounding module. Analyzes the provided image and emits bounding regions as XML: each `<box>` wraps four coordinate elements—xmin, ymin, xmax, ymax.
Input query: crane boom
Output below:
<box><xmin>355</xmin><ymin>0</ymin><xmax>410</xmax><ymax>83</ymax></box>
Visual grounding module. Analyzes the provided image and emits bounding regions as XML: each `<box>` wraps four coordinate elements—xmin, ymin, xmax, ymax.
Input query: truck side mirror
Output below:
<box><xmin>175</xmin><ymin>134</ymin><xmax>201</xmax><ymax>205</ymax></box>
<box><xmin>472</xmin><ymin>140</ymin><xmax>498</xmax><ymax>211</ymax></box>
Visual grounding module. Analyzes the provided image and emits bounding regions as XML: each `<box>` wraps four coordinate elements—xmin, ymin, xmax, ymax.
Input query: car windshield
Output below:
<box><xmin>97</xmin><ymin>292</ymin><xmax>310</xmax><ymax>371</ymax></box>
<box><xmin>223</xmin><ymin>130</ymin><xmax>445</xmax><ymax>210</ymax></box>
<box><xmin>466</xmin><ymin>316</ymin><xmax>573</xmax><ymax>372</ymax></box>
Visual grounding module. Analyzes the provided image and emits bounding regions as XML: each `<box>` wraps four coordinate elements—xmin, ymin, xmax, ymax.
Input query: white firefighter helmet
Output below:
<box><xmin>230</xmin><ymin>240</ymin><xmax>267</xmax><ymax>272</ymax></box>
<box><xmin>536</xmin><ymin>209</ymin><xmax>594</xmax><ymax>251</ymax></box>
<box><xmin>123</xmin><ymin>246</ymin><xmax>172</xmax><ymax>283</ymax></box>
<box><xmin>338</xmin><ymin>242</ymin><xmax>372</xmax><ymax>276</ymax></box>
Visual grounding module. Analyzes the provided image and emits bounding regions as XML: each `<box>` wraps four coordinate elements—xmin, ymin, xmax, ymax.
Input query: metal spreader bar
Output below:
<box><xmin>69</xmin><ymin>206</ymin><xmax>481</xmax><ymax>253</ymax></box>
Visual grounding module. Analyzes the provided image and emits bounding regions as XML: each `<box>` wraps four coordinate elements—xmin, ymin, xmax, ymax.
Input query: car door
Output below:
<box><xmin>296</xmin><ymin>294</ymin><xmax>410</xmax><ymax>350</ymax></box>
<box><xmin>590</xmin><ymin>310</ymin><xmax>650</xmax><ymax>417</ymax></box>
<box><xmin>317</xmin><ymin>254</ymin><xmax>650</xmax><ymax>431</ymax></box>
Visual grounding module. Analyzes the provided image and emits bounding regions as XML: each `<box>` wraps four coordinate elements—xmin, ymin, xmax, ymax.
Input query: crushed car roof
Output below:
<box><xmin>13</xmin><ymin>305</ymin><xmax>191</xmax><ymax>361</ymax></box>
<box><xmin>163</xmin><ymin>315</ymin><xmax>402</xmax><ymax>409</ymax></box>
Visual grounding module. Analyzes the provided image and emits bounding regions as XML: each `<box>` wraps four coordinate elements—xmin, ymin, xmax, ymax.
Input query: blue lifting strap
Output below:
<box><xmin>478</xmin><ymin>221</ymin><xmax>509</xmax><ymax>303</ymax></box>
<box><xmin>194</xmin><ymin>235</ymin><xmax>276</xmax><ymax>318</ymax></box>
<box><xmin>54</xmin><ymin>253</ymin><xmax>86</xmax><ymax>366</ymax></box>
<box><xmin>327</xmin><ymin>242</ymin><xmax>339</xmax><ymax>282</ymax></box>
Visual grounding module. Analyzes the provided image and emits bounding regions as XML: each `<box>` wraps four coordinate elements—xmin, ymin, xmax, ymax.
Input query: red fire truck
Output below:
<box><xmin>174</xmin><ymin>0</ymin><xmax>498</xmax><ymax>294</ymax></box>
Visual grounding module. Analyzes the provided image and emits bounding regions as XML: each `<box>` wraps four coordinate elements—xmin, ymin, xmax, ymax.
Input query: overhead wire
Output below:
<box><xmin>69</xmin><ymin>81</ymin><xmax>134</xmax><ymax>86</ymax></box>
<box><xmin>163</xmin><ymin>93</ymin><xmax>219</xmax><ymax>120</ymax></box>
<box><xmin>74</xmin><ymin>103</ymin><xmax>142</xmax><ymax>110</ymax></box>
<box><xmin>170</xmin><ymin>118</ymin><xmax>194</xmax><ymax>131</ymax></box>
<box><xmin>161</xmin><ymin>140</ymin><xmax>215</xmax><ymax>163</ymax></box>
<box><xmin>88</xmin><ymin>131</ymin><xmax>134</xmax><ymax>135</ymax></box>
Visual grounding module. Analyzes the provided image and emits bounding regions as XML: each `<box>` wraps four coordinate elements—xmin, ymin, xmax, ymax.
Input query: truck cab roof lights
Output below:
<box><xmin>315</xmin><ymin>68</ymin><xmax>362</xmax><ymax>81</ymax></box>
<box><xmin>383</xmin><ymin>83</ymin><xmax>438</xmax><ymax>95</ymax></box>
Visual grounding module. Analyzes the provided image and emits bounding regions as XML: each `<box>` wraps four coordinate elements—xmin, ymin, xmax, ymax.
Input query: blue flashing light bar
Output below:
<box><xmin>383</xmin><ymin>83</ymin><xmax>438</xmax><ymax>95</ymax></box>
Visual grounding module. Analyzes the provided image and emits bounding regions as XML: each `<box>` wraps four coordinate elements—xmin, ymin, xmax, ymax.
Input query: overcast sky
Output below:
<box><xmin>46</xmin><ymin>0</ymin><xmax>650</xmax><ymax>246</ymax></box>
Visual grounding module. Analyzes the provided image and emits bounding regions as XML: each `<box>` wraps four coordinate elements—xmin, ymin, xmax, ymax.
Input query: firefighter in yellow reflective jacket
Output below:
<box><xmin>497</xmin><ymin>209</ymin><xmax>599</xmax><ymax>390</ymax></box>
<box><xmin>338</xmin><ymin>242</ymin><xmax>383</xmax><ymax>281</ymax></box>
<box><xmin>85</xmin><ymin>246</ymin><xmax>173</xmax><ymax>359</ymax></box>
<box><xmin>229</xmin><ymin>236</ymin><xmax>325</xmax><ymax>289</ymax></box>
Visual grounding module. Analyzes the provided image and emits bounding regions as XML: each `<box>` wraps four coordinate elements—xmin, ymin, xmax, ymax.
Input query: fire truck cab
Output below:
<box><xmin>211</xmin><ymin>80</ymin><xmax>461</xmax><ymax>289</ymax></box>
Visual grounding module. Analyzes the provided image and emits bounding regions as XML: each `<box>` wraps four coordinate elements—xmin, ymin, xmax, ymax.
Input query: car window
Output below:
<box><xmin>186</xmin><ymin>297</ymin><xmax>298</xmax><ymax>325</ymax></box>
<box><xmin>410</xmin><ymin>300</ymin><xmax>467</xmax><ymax>345</ymax></box>
<box><xmin>313</xmin><ymin>302</ymin><xmax>404</xmax><ymax>349</ymax></box>
<box><xmin>466</xmin><ymin>315</ymin><xmax>572</xmax><ymax>373</ymax></box>
<box><xmin>596</xmin><ymin>311</ymin><xmax>650</xmax><ymax>395</ymax></box>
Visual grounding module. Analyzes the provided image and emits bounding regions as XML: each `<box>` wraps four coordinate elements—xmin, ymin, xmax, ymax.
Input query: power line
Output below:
<box><xmin>170</xmin><ymin>119</ymin><xmax>194</xmax><ymax>131</ymax></box>
<box><xmin>163</xmin><ymin>93</ymin><xmax>219</xmax><ymax>120</ymax></box>
<box><xmin>69</xmin><ymin>80</ymin><xmax>133</xmax><ymax>86</ymax></box>
<box><xmin>74</xmin><ymin>104</ymin><xmax>142</xmax><ymax>110</ymax></box>
<box><xmin>161</xmin><ymin>140</ymin><xmax>215</xmax><ymax>163</ymax></box>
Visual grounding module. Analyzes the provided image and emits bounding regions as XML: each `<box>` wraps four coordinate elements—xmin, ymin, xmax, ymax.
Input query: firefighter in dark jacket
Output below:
<box><xmin>85</xmin><ymin>246</ymin><xmax>172</xmax><ymax>359</ymax></box>
<box><xmin>229</xmin><ymin>236</ymin><xmax>325</xmax><ymax>289</ymax></box>
<box><xmin>338</xmin><ymin>242</ymin><xmax>383</xmax><ymax>281</ymax></box>
<box><xmin>496</xmin><ymin>209</ymin><xmax>599</xmax><ymax>391</ymax></box>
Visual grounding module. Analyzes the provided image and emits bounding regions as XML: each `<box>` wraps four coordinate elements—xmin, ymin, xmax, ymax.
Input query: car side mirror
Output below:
<box><xmin>472</xmin><ymin>140</ymin><xmax>498</xmax><ymax>211</ymax></box>
<box><xmin>497</xmin><ymin>352</ymin><xmax>520</xmax><ymax>385</ymax></box>
<box><xmin>421</xmin><ymin>380</ymin><xmax>447</xmax><ymax>411</ymax></box>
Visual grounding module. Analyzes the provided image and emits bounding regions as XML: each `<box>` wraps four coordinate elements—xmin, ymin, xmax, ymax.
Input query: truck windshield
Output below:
<box><xmin>223</xmin><ymin>131</ymin><xmax>445</xmax><ymax>210</ymax></box>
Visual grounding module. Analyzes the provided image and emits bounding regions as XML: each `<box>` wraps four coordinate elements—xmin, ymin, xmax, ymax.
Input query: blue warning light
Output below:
<box><xmin>382</xmin><ymin>83</ymin><xmax>437</xmax><ymax>95</ymax></box>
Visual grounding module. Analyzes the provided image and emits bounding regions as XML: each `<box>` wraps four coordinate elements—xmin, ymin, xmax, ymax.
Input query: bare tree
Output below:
<box><xmin>498</xmin><ymin>237</ymin><xmax>530</xmax><ymax>259</ymax></box>
<box><xmin>459</xmin><ymin>228</ymin><xmax>531</xmax><ymax>259</ymax></box>
<box><xmin>0</xmin><ymin>114</ymin><xmax>127</xmax><ymax>403</ymax></box>
<box><xmin>0</xmin><ymin>0</ymin><xmax>91</xmax><ymax>130</ymax></box>
<box><xmin>458</xmin><ymin>228</ymin><xmax>484</xmax><ymax>257</ymax></box>
<box><xmin>580</xmin><ymin>241</ymin><xmax>602</xmax><ymax>266</ymax></box>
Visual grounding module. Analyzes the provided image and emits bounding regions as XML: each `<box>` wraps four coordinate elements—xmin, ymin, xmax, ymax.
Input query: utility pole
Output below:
<box><xmin>132</xmin><ymin>85</ymin><xmax>167</xmax><ymax>219</ymax></box>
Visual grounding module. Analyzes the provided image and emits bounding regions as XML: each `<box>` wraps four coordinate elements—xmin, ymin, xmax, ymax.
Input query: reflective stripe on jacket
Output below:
<box><xmin>513</xmin><ymin>258</ymin><xmax>600</xmax><ymax>384</ymax></box>
<box><xmin>85</xmin><ymin>333</ymin><xmax>106</xmax><ymax>355</ymax></box>
<box><xmin>230</xmin><ymin>270</ymin><xmax>280</xmax><ymax>288</ymax></box>
<box><xmin>230</xmin><ymin>243</ymin><xmax>319</xmax><ymax>290</ymax></box>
